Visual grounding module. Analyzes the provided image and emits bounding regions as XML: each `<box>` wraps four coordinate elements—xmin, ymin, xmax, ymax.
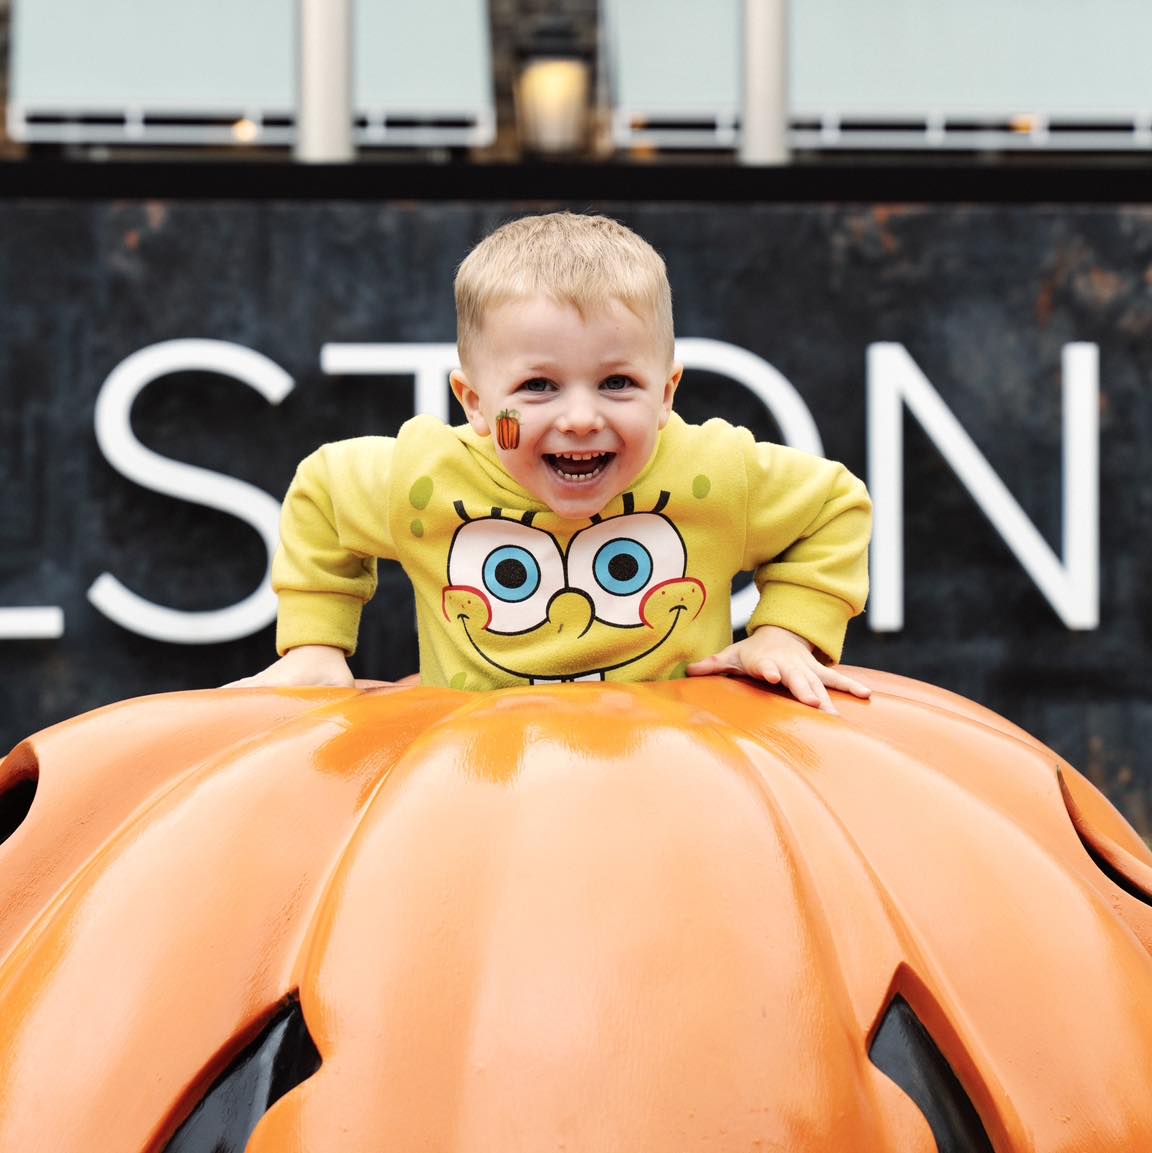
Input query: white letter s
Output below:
<box><xmin>88</xmin><ymin>340</ymin><xmax>293</xmax><ymax>644</ymax></box>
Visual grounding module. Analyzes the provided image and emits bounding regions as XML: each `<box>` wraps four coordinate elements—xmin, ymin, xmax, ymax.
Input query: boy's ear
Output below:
<box><xmin>659</xmin><ymin>362</ymin><xmax>683</xmax><ymax>428</ymax></box>
<box><xmin>450</xmin><ymin>369</ymin><xmax>491</xmax><ymax>436</ymax></box>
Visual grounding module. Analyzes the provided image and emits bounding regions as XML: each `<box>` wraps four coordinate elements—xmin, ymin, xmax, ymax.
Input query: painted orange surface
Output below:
<box><xmin>1</xmin><ymin>672</ymin><xmax>1151</xmax><ymax>1151</ymax></box>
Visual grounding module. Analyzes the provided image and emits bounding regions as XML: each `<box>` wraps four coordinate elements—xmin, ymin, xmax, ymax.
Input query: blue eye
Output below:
<box><xmin>592</xmin><ymin>538</ymin><xmax>653</xmax><ymax>596</ymax></box>
<box><xmin>602</xmin><ymin>375</ymin><xmax>634</xmax><ymax>391</ymax></box>
<box><xmin>483</xmin><ymin>546</ymin><xmax>541</xmax><ymax>602</ymax></box>
<box><xmin>520</xmin><ymin>378</ymin><xmax>554</xmax><ymax>392</ymax></box>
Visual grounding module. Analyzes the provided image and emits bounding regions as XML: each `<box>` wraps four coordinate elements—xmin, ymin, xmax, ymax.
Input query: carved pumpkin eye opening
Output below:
<box><xmin>0</xmin><ymin>746</ymin><xmax>38</xmax><ymax>848</ymax></box>
<box><xmin>869</xmin><ymin>996</ymin><xmax>994</xmax><ymax>1153</ymax></box>
<box><xmin>163</xmin><ymin>998</ymin><xmax>320</xmax><ymax>1153</ymax></box>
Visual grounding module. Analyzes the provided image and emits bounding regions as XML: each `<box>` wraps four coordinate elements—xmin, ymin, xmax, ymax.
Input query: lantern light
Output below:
<box><xmin>516</xmin><ymin>58</ymin><xmax>590</xmax><ymax>155</ymax></box>
<box><xmin>231</xmin><ymin>118</ymin><xmax>260</xmax><ymax>145</ymax></box>
<box><xmin>515</xmin><ymin>8</ymin><xmax>593</xmax><ymax>157</ymax></box>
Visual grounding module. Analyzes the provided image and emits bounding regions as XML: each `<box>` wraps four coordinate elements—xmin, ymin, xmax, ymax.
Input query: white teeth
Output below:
<box><xmin>554</xmin><ymin>463</ymin><xmax>607</xmax><ymax>482</ymax></box>
<box><xmin>545</xmin><ymin>450</ymin><xmax>613</xmax><ymax>482</ymax></box>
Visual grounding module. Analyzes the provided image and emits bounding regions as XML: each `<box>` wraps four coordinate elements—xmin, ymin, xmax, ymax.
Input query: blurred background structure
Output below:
<box><xmin>6</xmin><ymin>0</ymin><xmax>1152</xmax><ymax>162</ymax></box>
<box><xmin>2</xmin><ymin>0</ymin><xmax>1152</xmax><ymax>833</ymax></box>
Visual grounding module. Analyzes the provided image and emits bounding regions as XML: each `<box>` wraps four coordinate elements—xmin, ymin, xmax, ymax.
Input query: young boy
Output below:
<box><xmin>240</xmin><ymin>213</ymin><xmax>872</xmax><ymax>713</ymax></box>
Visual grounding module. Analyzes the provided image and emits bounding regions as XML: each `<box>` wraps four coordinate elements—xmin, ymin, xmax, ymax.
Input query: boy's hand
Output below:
<box><xmin>685</xmin><ymin>626</ymin><xmax>870</xmax><ymax>715</ymax></box>
<box><xmin>225</xmin><ymin>644</ymin><xmax>355</xmax><ymax>688</ymax></box>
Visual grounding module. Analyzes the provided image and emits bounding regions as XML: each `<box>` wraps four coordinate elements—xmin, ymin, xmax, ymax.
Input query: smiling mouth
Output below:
<box><xmin>544</xmin><ymin>451</ymin><xmax>615</xmax><ymax>481</ymax></box>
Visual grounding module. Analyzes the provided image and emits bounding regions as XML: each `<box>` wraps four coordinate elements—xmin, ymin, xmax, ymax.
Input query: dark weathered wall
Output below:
<box><xmin>2</xmin><ymin>182</ymin><xmax>1149</xmax><ymax>829</ymax></box>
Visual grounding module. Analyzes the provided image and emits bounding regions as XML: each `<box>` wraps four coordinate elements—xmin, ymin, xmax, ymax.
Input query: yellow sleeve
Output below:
<box><xmin>272</xmin><ymin>438</ymin><xmax>397</xmax><ymax>656</ymax></box>
<box><xmin>741</xmin><ymin>438</ymin><xmax>872</xmax><ymax>663</ymax></box>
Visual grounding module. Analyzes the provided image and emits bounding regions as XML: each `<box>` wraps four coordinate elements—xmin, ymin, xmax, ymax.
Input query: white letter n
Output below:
<box><xmin>867</xmin><ymin>342</ymin><xmax>1099</xmax><ymax>632</ymax></box>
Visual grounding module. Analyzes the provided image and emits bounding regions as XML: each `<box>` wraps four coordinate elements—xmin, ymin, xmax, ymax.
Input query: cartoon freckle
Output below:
<box><xmin>692</xmin><ymin>474</ymin><xmax>711</xmax><ymax>499</ymax></box>
<box><xmin>450</xmin><ymin>672</ymin><xmax>468</xmax><ymax>690</ymax></box>
<box><xmin>410</xmin><ymin>519</ymin><xmax>425</xmax><ymax>538</ymax></box>
<box><xmin>496</xmin><ymin>409</ymin><xmax>521</xmax><ymax>450</ymax></box>
<box><xmin>409</xmin><ymin>476</ymin><xmax>434</xmax><ymax>509</ymax></box>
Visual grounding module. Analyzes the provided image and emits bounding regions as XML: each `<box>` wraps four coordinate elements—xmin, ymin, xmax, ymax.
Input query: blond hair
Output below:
<box><xmin>455</xmin><ymin>212</ymin><xmax>674</xmax><ymax>365</ymax></box>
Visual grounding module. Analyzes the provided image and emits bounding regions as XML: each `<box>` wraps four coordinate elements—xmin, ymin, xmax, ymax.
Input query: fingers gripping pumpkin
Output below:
<box><xmin>1</xmin><ymin>674</ymin><xmax>1151</xmax><ymax>1152</ymax></box>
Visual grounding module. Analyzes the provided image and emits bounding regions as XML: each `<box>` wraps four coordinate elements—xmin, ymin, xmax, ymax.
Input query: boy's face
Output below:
<box><xmin>451</xmin><ymin>295</ymin><xmax>682</xmax><ymax>520</ymax></box>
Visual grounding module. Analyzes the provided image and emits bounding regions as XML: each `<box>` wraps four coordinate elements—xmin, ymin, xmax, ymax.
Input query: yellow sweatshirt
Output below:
<box><xmin>273</xmin><ymin>413</ymin><xmax>871</xmax><ymax>689</ymax></box>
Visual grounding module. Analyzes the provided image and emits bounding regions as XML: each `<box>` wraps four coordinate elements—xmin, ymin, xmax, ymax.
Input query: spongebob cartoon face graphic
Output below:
<box><xmin>442</xmin><ymin>493</ymin><xmax>705</xmax><ymax>683</ymax></box>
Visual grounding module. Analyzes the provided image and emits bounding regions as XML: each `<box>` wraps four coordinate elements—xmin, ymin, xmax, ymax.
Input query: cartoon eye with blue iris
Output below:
<box><xmin>567</xmin><ymin>513</ymin><xmax>687</xmax><ymax>626</ymax></box>
<box><xmin>483</xmin><ymin>545</ymin><xmax>541</xmax><ymax>602</ymax></box>
<box><xmin>593</xmin><ymin>539</ymin><xmax>653</xmax><ymax>597</ymax></box>
<box><xmin>447</xmin><ymin>519</ymin><xmax>565</xmax><ymax>633</ymax></box>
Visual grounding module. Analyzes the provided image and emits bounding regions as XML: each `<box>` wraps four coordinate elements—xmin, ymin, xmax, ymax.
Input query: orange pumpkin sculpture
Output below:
<box><xmin>1</xmin><ymin>672</ymin><xmax>1151</xmax><ymax>1152</ymax></box>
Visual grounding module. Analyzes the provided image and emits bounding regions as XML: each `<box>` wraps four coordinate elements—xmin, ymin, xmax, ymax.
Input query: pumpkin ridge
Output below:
<box><xmin>837</xmin><ymin>667</ymin><xmax>1049</xmax><ymax>753</ymax></box>
<box><xmin>709</xmin><ymin>720</ymin><xmax>986</xmax><ymax>1081</ymax></box>
<box><xmin>0</xmin><ymin>689</ymin><xmax>385</xmax><ymax>973</ymax></box>
<box><xmin>1058</xmin><ymin>768</ymin><xmax>1152</xmax><ymax>907</ymax></box>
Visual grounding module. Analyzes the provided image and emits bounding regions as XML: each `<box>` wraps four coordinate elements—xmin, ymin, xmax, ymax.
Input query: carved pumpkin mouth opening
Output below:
<box><xmin>162</xmin><ymin>998</ymin><xmax>320</xmax><ymax>1153</ymax></box>
<box><xmin>0</xmin><ymin>745</ymin><xmax>38</xmax><ymax>848</ymax></box>
<box><xmin>869</xmin><ymin>995</ymin><xmax>994</xmax><ymax>1153</ymax></box>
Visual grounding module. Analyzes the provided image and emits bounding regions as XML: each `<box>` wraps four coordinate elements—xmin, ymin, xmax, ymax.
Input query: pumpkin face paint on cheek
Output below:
<box><xmin>495</xmin><ymin>409</ymin><xmax>521</xmax><ymax>450</ymax></box>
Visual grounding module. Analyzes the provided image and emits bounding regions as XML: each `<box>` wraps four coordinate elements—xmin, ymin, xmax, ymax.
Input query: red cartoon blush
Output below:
<box><xmin>442</xmin><ymin>585</ymin><xmax>493</xmax><ymax>630</ymax></box>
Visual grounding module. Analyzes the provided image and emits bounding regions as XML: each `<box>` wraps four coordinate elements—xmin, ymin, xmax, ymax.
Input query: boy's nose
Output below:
<box><xmin>555</xmin><ymin>394</ymin><xmax>604</xmax><ymax>434</ymax></box>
